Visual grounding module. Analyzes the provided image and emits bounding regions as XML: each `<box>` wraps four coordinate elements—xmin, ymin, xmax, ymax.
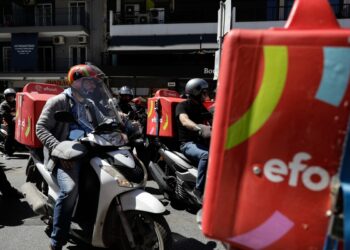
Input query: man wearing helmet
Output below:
<box><xmin>0</xmin><ymin>88</ymin><xmax>17</xmax><ymax>159</ymax></box>
<box><xmin>117</xmin><ymin>85</ymin><xmax>151</xmax><ymax>166</ymax></box>
<box><xmin>118</xmin><ymin>85</ymin><xmax>135</xmax><ymax>115</ymax></box>
<box><xmin>175</xmin><ymin>78</ymin><xmax>212</xmax><ymax>204</ymax></box>
<box><xmin>36</xmin><ymin>64</ymin><xmax>107</xmax><ymax>250</ymax></box>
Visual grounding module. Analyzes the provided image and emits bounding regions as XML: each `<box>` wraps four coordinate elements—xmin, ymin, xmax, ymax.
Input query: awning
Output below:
<box><xmin>0</xmin><ymin>73</ymin><xmax>66</xmax><ymax>80</ymax></box>
<box><xmin>108</xmin><ymin>34</ymin><xmax>218</xmax><ymax>51</ymax></box>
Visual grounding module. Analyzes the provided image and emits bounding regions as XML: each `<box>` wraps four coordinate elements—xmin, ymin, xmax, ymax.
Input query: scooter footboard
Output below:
<box><xmin>119</xmin><ymin>189</ymin><xmax>165</xmax><ymax>214</ymax></box>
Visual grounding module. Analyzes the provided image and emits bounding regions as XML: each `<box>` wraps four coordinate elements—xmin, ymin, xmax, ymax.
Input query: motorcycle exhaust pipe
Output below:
<box><xmin>21</xmin><ymin>182</ymin><xmax>47</xmax><ymax>215</ymax></box>
<box><xmin>148</xmin><ymin>161</ymin><xmax>173</xmax><ymax>193</ymax></box>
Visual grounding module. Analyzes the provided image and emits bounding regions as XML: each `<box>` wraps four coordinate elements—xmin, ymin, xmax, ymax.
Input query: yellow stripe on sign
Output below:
<box><xmin>225</xmin><ymin>46</ymin><xmax>288</xmax><ymax>149</ymax></box>
<box><xmin>25</xmin><ymin>116</ymin><xmax>31</xmax><ymax>137</ymax></box>
<box><xmin>148</xmin><ymin>100</ymin><xmax>154</xmax><ymax>118</ymax></box>
<box><xmin>162</xmin><ymin>114</ymin><xmax>169</xmax><ymax>130</ymax></box>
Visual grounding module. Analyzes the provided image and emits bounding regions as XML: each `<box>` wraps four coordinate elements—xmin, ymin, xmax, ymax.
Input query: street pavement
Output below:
<box><xmin>0</xmin><ymin>152</ymin><xmax>226</xmax><ymax>250</ymax></box>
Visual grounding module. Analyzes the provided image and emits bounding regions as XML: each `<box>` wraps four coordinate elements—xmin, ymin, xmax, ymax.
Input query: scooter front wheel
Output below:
<box><xmin>111</xmin><ymin>211</ymin><xmax>172</xmax><ymax>250</ymax></box>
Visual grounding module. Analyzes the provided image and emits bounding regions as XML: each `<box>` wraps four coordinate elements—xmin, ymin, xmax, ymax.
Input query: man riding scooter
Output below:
<box><xmin>36</xmin><ymin>63</ymin><xmax>107</xmax><ymax>250</ymax></box>
<box><xmin>117</xmin><ymin>86</ymin><xmax>149</xmax><ymax>166</ymax></box>
<box><xmin>0</xmin><ymin>88</ymin><xmax>17</xmax><ymax>159</ymax></box>
<box><xmin>175</xmin><ymin>78</ymin><xmax>212</xmax><ymax>204</ymax></box>
<box><xmin>118</xmin><ymin>86</ymin><xmax>135</xmax><ymax>115</ymax></box>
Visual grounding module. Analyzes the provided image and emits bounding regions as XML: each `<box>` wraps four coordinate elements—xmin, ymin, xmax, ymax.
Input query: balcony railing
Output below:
<box><xmin>111</xmin><ymin>8</ymin><xmax>217</xmax><ymax>25</ymax></box>
<box><xmin>0</xmin><ymin>8</ymin><xmax>90</xmax><ymax>28</ymax></box>
<box><xmin>111</xmin><ymin>3</ymin><xmax>350</xmax><ymax>25</ymax></box>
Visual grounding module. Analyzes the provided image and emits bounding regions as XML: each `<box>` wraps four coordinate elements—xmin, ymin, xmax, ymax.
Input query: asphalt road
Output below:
<box><xmin>0</xmin><ymin>152</ymin><xmax>226</xmax><ymax>250</ymax></box>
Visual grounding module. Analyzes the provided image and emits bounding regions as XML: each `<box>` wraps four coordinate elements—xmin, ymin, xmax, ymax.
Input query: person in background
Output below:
<box><xmin>0</xmin><ymin>88</ymin><xmax>17</xmax><ymax>159</ymax></box>
<box><xmin>118</xmin><ymin>85</ymin><xmax>135</xmax><ymax>115</ymax></box>
<box><xmin>0</xmin><ymin>88</ymin><xmax>23</xmax><ymax>200</ymax></box>
<box><xmin>36</xmin><ymin>63</ymin><xmax>107</xmax><ymax>250</ymax></box>
<box><xmin>175</xmin><ymin>78</ymin><xmax>212</xmax><ymax>204</ymax></box>
<box><xmin>111</xmin><ymin>87</ymin><xmax>119</xmax><ymax>107</ymax></box>
<box><xmin>117</xmin><ymin>86</ymin><xmax>150</xmax><ymax>165</ymax></box>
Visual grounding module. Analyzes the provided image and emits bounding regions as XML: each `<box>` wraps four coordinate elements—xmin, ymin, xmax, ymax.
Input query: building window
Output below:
<box><xmin>35</xmin><ymin>3</ymin><xmax>53</xmax><ymax>26</ymax></box>
<box><xmin>3</xmin><ymin>47</ymin><xmax>11</xmax><ymax>72</ymax></box>
<box><xmin>70</xmin><ymin>46</ymin><xmax>87</xmax><ymax>66</ymax></box>
<box><xmin>38</xmin><ymin>46</ymin><xmax>53</xmax><ymax>71</ymax></box>
<box><xmin>69</xmin><ymin>1</ymin><xmax>86</xmax><ymax>25</ymax></box>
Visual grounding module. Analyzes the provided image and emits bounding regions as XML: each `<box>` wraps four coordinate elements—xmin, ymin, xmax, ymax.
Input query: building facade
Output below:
<box><xmin>0</xmin><ymin>0</ymin><xmax>106</xmax><ymax>91</ymax></box>
<box><xmin>0</xmin><ymin>0</ymin><xmax>349</xmax><ymax>96</ymax></box>
<box><xmin>104</xmin><ymin>0</ymin><xmax>350</xmax><ymax>96</ymax></box>
<box><xmin>104</xmin><ymin>0</ymin><xmax>219</xmax><ymax>96</ymax></box>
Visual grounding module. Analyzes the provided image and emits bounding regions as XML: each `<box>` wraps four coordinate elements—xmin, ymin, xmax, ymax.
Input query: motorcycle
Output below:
<box><xmin>148</xmin><ymin>138</ymin><xmax>202</xmax><ymax>209</ymax></box>
<box><xmin>21</xmin><ymin>83</ymin><xmax>172</xmax><ymax>249</ymax></box>
<box><xmin>0</xmin><ymin>121</ymin><xmax>27</xmax><ymax>154</ymax></box>
<box><xmin>147</xmin><ymin>99</ymin><xmax>211</xmax><ymax>210</ymax></box>
<box><xmin>0</xmin><ymin>123</ymin><xmax>7</xmax><ymax>152</ymax></box>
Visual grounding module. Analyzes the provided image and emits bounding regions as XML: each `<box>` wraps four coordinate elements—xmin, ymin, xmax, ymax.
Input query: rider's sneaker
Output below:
<box><xmin>44</xmin><ymin>224</ymin><xmax>53</xmax><ymax>238</ymax></box>
<box><xmin>49</xmin><ymin>244</ymin><xmax>62</xmax><ymax>250</ymax></box>
<box><xmin>3</xmin><ymin>154</ymin><xmax>10</xmax><ymax>160</ymax></box>
<box><xmin>190</xmin><ymin>188</ymin><xmax>203</xmax><ymax>205</ymax></box>
<box><xmin>2</xmin><ymin>188</ymin><xmax>23</xmax><ymax>200</ymax></box>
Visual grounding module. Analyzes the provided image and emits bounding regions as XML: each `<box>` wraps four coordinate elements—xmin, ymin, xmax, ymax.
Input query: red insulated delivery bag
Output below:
<box><xmin>15</xmin><ymin>82</ymin><xmax>64</xmax><ymax>148</ymax></box>
<box><xmin>202</xmin><ymin>0</ymin><xmax>350</xmax><ymax>249</ymax></box>
<box><xmin>146</xmin><ymin>89</ymin><xmax>185</xmax><ymax>137</ymax></box>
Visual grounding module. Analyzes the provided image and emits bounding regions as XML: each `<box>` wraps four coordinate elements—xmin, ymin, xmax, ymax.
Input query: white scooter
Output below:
<box><xmin>21</xmin><ymin>83</ymin><xmax>172</xmax><ymax>249</ymax></box>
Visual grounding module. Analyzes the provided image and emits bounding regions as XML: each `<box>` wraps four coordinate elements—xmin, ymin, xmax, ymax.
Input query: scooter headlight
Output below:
<box><xmin>101</xmin><ymin>165</ymin><xmax>133</xmax><ymax>188</ymax></box>
<box><xmin>117</xmin><ymin>178</ymin><xmax>133</xmax><ymax>188</ymax></box>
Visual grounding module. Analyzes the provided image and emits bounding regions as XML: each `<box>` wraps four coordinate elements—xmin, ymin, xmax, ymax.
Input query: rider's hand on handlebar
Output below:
<box><xmin>197</xmin><ymin>124</ymin><xmax>211</xmax><ymax>139</ymax></box>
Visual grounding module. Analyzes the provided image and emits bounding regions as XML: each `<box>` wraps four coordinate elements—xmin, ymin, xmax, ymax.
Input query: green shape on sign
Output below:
<box><xmin>225</xmin><ymin>46</ymin><xmax>288</xmax><ymax>149</ymax></box>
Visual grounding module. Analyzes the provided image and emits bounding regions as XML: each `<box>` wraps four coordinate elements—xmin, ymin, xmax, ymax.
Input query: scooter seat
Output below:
<box><xmin>162</xmin><ymin>149</ymin><xmax>194</xmax><ymax>171</ymax></box>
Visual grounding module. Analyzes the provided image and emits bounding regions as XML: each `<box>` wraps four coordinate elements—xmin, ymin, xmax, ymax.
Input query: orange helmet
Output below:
<box><xmin>67</xmin><ymin>64</ymin><xmax>105</xmax><ymax>85</ymax></box>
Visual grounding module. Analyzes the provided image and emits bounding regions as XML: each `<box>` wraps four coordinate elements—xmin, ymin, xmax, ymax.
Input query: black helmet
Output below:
<box><xmin>119</xmin><ymin>86</ymin><xmax>133</xmax><ymax>96</ymax></box>
<box><xmin>4</xmin><ymin>88</ymin><xmax>16</xmax><ymax>97</ymax></box>
<box><xmin>185</xmin><ymin>78</ymin><xmax>208</xmax><ymax>97</ymax></box>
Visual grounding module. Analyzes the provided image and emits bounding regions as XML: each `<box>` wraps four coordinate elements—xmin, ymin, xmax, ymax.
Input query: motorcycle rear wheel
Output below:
<box><xmin>0</xmin><ymin>133</ymin><xmax>5</xmax><ymax>153</ymax></box>
<box><xmin>111</xmin><ymin>211</ymin><xmax>172</xmax><ymax>250</ymax></box>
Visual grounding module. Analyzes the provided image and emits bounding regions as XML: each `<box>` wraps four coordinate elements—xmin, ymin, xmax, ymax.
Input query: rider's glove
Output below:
<box><xmin>197</xmin><ymin>124</ymin><xmax>211</xmax><ymax>139</ymax></box>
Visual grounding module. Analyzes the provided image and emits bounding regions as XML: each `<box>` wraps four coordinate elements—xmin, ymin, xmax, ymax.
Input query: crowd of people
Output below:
<box><xmin>0</xmin><ymin>63</ymin><xmax>214</xmax><ymax>250</ymax></box>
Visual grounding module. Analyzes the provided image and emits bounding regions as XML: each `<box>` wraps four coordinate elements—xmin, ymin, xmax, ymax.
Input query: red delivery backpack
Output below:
<box><xmin>202</xmin><ymin>0</ymin><xmax>350</xmax><ymax>249</ymax></box>
<box><xmin>16</xmin><ymin>83</ymin><xmax>64</xmax><ymax>148</ymax></box>
<box><xmin>146</xmin><ymin>89</ymin><xmax>184</xmax><ymax>138</ymax></box>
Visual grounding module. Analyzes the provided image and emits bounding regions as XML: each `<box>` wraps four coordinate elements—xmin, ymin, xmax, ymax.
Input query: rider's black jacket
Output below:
<box><xmin>0</xmin><ymin>100</ymin><xmax>16</xmax><ymax>127</ymax></box>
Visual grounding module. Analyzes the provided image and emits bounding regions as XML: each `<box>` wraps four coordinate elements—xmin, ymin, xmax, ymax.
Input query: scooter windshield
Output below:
<box><xmin>74</xmin><ymin>77</ymin><xmax>128</xmax><ymax>147</ymax></box>
<box><xmin>71</xmin><ymin>77</ymin><xmax>122</xmax><ymax>139</ymax></box>
<box><xmin>81</xmin><ymin>77</ymin><xmax>123</xmax><ymax>124</ymax></box>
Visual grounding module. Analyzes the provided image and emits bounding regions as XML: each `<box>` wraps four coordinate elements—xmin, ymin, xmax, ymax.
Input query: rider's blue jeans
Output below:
<box><xmin>51</xmin><ymin>162</ymin><xmax>80</xmax><ymax>248</ymax></box>
<box><xmin>180</xmin><ymin>141</ymin><xmax>209</xmax><ymax>194</ymax></box>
